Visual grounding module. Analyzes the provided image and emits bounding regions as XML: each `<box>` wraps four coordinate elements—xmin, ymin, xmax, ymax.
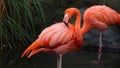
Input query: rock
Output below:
<box><xmin>84</xmin><ymin>26</ymin><xmax>120</xmax><ymax>50</ymax></box>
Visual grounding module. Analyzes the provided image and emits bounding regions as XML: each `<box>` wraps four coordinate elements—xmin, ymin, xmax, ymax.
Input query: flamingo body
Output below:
<box><xmin>81</xmin><ymin>5</ymin><xmax>120</xmax><ymax>34</ymax></box>
<box><xmin>81</xmin><ymin>5</ymin><xmax>120</xmax><ymax>62</ymax></box>
<box><xmin>22</xmin><ymin>23</ymin><xmax>83</xmax><ymax>58</ymax></box>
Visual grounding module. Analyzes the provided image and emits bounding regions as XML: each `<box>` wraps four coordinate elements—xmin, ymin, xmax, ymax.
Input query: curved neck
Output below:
<box><xmin>74</xmin><ymin>10</ymin><xmax>81</xmax><ymax>35</ymax></box>
<box><xmin>73</xmin><ymin>9</ymin><xmax>82</xmax><ymax>41</ymax></box>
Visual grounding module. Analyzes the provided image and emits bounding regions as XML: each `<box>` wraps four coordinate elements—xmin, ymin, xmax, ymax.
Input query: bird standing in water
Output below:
<box><xmin>81</xmin><ymin>5</ymin><xmax>120</xmax><ymax>62</ymax></box>
<box><xmin>21</xmin><ymin>8</ymin><xmax>83</xmax><ymax>68</ymax></box>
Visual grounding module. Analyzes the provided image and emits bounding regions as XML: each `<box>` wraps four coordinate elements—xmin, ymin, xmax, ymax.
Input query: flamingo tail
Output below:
<box><xmin>21</xmin><ymin>38</ymin><xmax>42</xmax><ymax>58</ymax></box>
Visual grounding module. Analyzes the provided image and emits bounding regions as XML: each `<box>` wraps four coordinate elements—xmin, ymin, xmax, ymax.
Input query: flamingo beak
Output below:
<box><xmin>63</xmin><ymin>21</ymin><xmax>69</xmax><ymax>27</ymax></box>
<box><xmin>63</xmin><ymin>14</ymin><xmax>69</xmax><ymax>27</ymax></box>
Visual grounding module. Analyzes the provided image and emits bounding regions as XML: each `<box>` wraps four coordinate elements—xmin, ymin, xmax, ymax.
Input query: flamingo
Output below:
<box><xmin>80</xmin><ymin>5</ymin><xmax>120</xmax><ymax>62</ymax></box>
<box><xmin>21</xmin><ymin>8</ymin><xmax>83</xmax><ymax>68</ymax></box>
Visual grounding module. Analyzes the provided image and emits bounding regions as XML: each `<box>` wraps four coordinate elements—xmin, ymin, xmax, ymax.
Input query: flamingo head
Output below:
<box><xmin>63</xmin><ymin>8</ymin><xmax>79</xmax><ymax>27</ymax></box>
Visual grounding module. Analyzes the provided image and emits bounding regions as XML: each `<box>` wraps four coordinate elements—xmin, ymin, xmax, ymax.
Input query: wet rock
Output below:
<box><xmin>84</xmin><ymin>26</ymin><xmax>120</xmax><ymax>49</ymax></box>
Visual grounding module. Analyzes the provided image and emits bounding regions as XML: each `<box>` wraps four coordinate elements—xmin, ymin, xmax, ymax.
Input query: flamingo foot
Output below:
<box><xmin>98</xmin><ymin>47</ymin><xmax>102</xmax><ymax>63</ymax></box>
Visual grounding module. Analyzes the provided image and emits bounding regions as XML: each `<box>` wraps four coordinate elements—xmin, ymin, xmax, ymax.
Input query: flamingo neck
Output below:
<box><xmin>75</xmin><ymin>14</ymin><xmax>81</xmax><ymax>35</ymax></box>
<box><xmin>74</xmin><ymin>10</ymin><xmax>82</xmax><ymax>41</ymax></box>
<box><xmin>80</xmin><ymin>21</ymin><xmax>91</xmax><ymax>35</ymax></box>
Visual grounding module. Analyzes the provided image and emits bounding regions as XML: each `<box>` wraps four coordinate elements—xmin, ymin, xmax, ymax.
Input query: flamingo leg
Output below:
<box><xmin>98</xmin><ymin>32</ymin><xmax>103</xmax><ymax>63</ymax></box>
<box><xmin>57</xmin><ymin>55</ymin><xmax>63</xmax><ymax>68</ymax></box>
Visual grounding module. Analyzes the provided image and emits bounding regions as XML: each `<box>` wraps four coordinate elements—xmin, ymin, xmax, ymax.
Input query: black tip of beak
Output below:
<box><xmin>63</xmin><ymin>21</ymin><xmax>69</xmax><ymax>27</ymax></box>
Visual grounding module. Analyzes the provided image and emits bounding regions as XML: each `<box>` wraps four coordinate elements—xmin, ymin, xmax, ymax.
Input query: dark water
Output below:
<box><xmin>3</xmin><ymin>50</ymin><xmax>120</xmax><ymax>68</ymax></box>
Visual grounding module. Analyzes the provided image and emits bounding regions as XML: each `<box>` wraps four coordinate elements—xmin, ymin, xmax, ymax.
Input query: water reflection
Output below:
<box><xmin>63</xmin><ymin>50</ymin><xmax>120</xmax><ymax>68</ymax></box>
<box><xmin>5</xmin><ymin>50</ymin><xmax>120</xmax><ymax>68</ymax></box>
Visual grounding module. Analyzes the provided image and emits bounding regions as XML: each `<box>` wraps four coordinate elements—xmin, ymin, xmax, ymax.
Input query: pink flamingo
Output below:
<box><xmin>81</xmin><ymin>5</ymin><xmax>120</xmax><ymax>62</ymax></box>
<box><xmin>21</xmin><ymin>8</ymin><xmax>83</xmax><ymax>68</ymax></box>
